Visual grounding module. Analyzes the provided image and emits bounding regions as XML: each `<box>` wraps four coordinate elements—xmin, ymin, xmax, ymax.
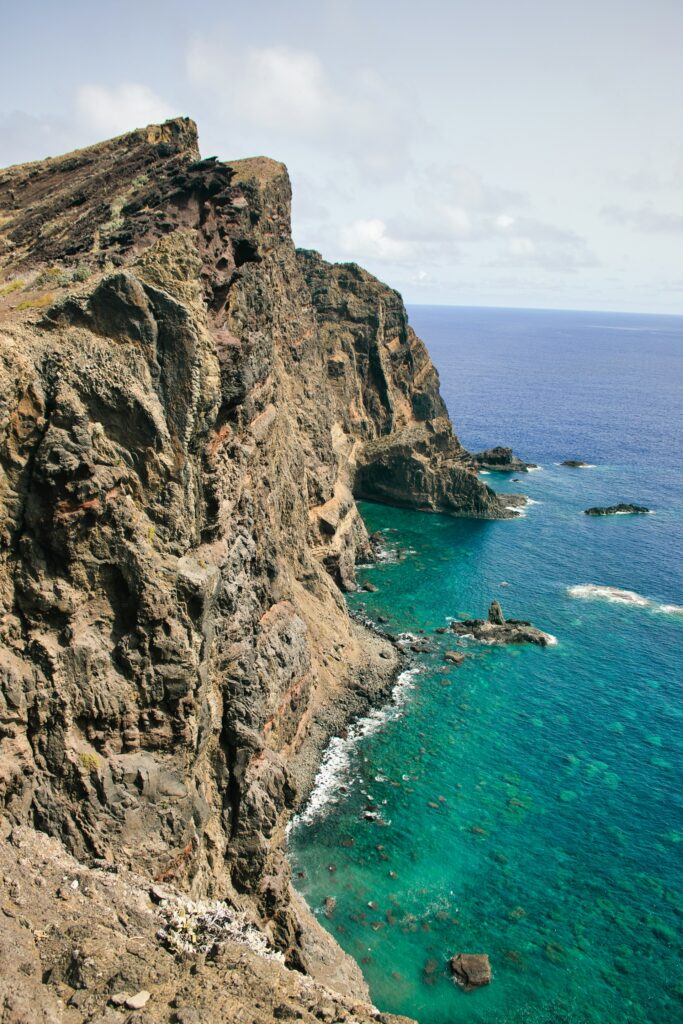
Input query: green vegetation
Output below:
<box><xmin>34</xmin><ymin>266</ymin><xmax>62</xmax><ymax>288</ymax></box>
<box><xmin>0</xmin><ymin>279</ymin><xmax>24</xmax><ymax>296</ymax></box>
<box><xmin>78</xmin><ymin>751</ymin><xmax>100</xmax><ymax>773</ymax></box>
<box><xmin>72</xmin><ymin>263</ymin><xmax>91</xmax><ymax>282</ymax></box>
<box><xmin>16</xmin><ymin>292</ymin><xmax>56</xmax><ymax>311</ymax></box>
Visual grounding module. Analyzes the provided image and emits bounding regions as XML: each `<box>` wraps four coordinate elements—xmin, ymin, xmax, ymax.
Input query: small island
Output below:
<box><xmin>561</xmin><ymin>459</ymin><xmax>591</xmax><ymax>467</ymax></box>
<box><xmin>472</xmin><ymin>446</ymin><xmax>537</xmax><ymax>472</ymax></box>
<box><xmin>584</xmin><ymin>504</ymin><xmax>651</xmax><ymax>516</ymax></box>
<box><xmin>450</xmin><ymin>600</ymin><xmax>555</xmax><ymax>646</ymax></box>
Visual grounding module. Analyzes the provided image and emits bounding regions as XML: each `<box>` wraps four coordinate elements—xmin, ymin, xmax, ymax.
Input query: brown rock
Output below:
<box><xmin>125</xmin><ymin>990</ymin><xmax>151</xmax><ymax>1010</ymax></box>
<box><xmin>449</xmin><ymin>953</ymin><xmax>492</xmax><ymax>991</ymax></box>
<box><xmin>0</xmin><ymin>116</ymin><xmax>528</xmax><ymax>1024</ymax></box>
<box><xmin>488</xmin><ymin>600</ymin><xmax>505</xmax><ymax>625</ymax></box>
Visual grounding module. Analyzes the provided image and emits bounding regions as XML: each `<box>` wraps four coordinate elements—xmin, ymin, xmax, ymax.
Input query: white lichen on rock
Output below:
<box><xmin>157</xmin><ymin>897</ymin><xmax>285</xmax><ymax>962</ymax></box>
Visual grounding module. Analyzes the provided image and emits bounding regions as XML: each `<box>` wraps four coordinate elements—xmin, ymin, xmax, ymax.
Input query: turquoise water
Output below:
<box><xmin>289</xmin><ymin>307</ymin><xmax>683</xmax><ymax>1023</ymax></box>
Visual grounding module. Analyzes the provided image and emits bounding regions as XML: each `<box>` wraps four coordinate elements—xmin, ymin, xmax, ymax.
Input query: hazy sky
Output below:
<box><xmin>2</xmin><ymin>0</ymin><xmax>682</xmax><ymax>313</ymax></box>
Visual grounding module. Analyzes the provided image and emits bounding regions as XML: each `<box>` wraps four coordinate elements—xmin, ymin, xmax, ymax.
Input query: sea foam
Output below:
<box><xmin>568</xmin><ymin>584</ymin><xmax>683</xmax><ymax>616</ymax></box>
<box><xmin>290</xmin><ymin>668</ymin><xmax>420</xmax><ymax>828</ymax></box>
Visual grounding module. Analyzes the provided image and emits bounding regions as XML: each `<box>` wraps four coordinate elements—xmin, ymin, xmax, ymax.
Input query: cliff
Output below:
<box><xmin>0</xmin><ymin>119</ymin><xmax>510</xmax><ymax>1023</ymax></box>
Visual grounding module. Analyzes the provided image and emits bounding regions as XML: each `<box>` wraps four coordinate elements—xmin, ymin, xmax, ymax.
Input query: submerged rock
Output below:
<box><xmin>444</xmin><ymin>651</ymin><xmax>466</xmax><ymax>665</ymax></box>
<box><xmin>449</xmin><ymin>601</ymin><xmax>554</xmax><ymax>647</ymax></box>
<box><xmin>449</xmin><ymin>953</ymin><xmax>492</xmax><ymax>991</ymax></box>
<box><xmin>584</xmin><ymin>504</ymin><xmax>650</xmax><ymax>515</ymax></box>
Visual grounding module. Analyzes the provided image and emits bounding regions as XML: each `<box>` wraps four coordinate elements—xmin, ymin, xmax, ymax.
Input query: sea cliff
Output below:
<box><xmin>0</xmin><ymin>118</ymin><xmax>510</xmax><ymax>1022</ymax></box>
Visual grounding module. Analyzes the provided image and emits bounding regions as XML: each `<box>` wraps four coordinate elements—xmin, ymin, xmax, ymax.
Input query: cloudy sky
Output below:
<box><xmin>2</xmin><ymin>0</ymin><xmax>682</xmax><ymax>312</ymax></box>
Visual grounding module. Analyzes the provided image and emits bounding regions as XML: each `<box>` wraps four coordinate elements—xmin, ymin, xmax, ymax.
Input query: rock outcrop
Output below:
<box><xmin>449</xmin><ymin>953</ymin><xmax>492</xmax><ymax>991</ymax></box>
<box><xmin>471</xmin><ymin>446</ymin><xmax>536</xmax><ymax>472</ymax></box>
<box><xmin>450</xmin><ymin>601</ymin><xmax>555</xmax><ymax>646</ymax></box>
<box><xmin>584</xmin><ymin>504</ymin><xmax>650</xmax><ymax>515</ymax></box>
<box><xmin>0</xmin><ymin>118</ymin><xmax>516</xmax><ymax>1021</ymax></box>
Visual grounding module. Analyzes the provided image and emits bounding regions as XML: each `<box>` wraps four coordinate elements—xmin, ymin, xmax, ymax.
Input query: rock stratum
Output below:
<box><xmin>0</xmin><ymin>118</ymin><xmax>512</xmax><ymax>1022</ymax></box>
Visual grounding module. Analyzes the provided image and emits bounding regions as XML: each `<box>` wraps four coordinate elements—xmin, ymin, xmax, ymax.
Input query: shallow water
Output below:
<box><xmin>289</xmin><ymin>307</ymin><xmax>683</xmax><ymax>1024</ymax></box>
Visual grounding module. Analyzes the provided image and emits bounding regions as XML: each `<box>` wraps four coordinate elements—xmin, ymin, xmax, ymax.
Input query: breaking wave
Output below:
<box><xmin>289</xmin><ymin>668</ymin><xmax>420</xmax><ymax>828</ymax></box>
<box><xmin>567</xmin><ymin>584</ymin><xmax>683</xmax><ymax>616</ymax></box>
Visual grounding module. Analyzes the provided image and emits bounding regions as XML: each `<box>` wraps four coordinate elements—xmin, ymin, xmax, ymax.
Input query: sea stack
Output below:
<box><xmin>450</xmin><ymin>601</ymin><xmax>555</xmax><ymax>646</ymax></box>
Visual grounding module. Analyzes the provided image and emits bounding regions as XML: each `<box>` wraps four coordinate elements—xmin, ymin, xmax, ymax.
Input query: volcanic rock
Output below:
<box><xmin>471</xmin><ymin>447</ymin><xmax>536</xmax><ymax>472</ymax></box>
<box><xmin>0</xmin><ymin>117</ymin><xmax>527</xmax><ymax>1023</ymax></box>
<box><xmin>450</xmin><ymin>601</ymin><xmax>554</xmax><ymax>646</ymax></box>
<box><xmin>449</xmin><ymin>953</ymin><xmax>492</xmax><ymax>991</ymax></box>
<box><xmin>584</xmin><ymin>504</ymin><xmax>650</xmax><ymax>515</ymax></box>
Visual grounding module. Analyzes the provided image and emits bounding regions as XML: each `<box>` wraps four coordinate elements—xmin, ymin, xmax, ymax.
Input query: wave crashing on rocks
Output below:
<box><xmin>290</xmin><ymin>668</ymin><xmax>420</xmax><ymax>828</ymax></box>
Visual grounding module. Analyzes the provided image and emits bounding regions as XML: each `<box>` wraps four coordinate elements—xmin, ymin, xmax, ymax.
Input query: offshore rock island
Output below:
<box><xmin>0</xmin><ymin>118</ymin><xmax>519</xmax><ymax>1022</ymax></box>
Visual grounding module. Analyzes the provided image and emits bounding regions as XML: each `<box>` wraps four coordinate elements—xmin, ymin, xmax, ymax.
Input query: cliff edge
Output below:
<box><xmin>0</xmin><ymin>118</ymin><xmax>509</xmax><ymax>1023</ymax></box>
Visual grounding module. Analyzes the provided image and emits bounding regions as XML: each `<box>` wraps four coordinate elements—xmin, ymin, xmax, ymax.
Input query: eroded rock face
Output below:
<box><xmin>0</xmin><ymin>118</ymin><xmax>511</xmax><ymax>1018</ymax></box>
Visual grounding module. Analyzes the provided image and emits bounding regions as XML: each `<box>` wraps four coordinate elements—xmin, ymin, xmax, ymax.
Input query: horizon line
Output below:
<box><xmin>405</xmin><ymin>301</ymin><xmax>683</xmax><ymax>318</ymax></box>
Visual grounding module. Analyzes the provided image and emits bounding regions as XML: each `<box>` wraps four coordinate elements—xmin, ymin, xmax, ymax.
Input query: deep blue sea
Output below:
<box><xmin>289</xmin><ymin>306</ymin><xmax>683</xmax><ymax>1024</ymax></box>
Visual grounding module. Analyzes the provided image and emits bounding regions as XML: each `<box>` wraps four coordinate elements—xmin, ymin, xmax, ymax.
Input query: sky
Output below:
<box><xmin>2</xmin><ymin>0</ymin><xmax>682</xmax><ymax>313</ymax></box>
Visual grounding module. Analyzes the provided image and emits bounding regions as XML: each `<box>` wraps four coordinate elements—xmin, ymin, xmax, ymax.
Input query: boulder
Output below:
<box><xmin>561</xmin><ymin>459</ymin><xmax>589</xmax><ymax>467</ymax></box>
<box><xmin>444</xmin><ymin>651</ymin><xmax>465</xmax><ymax>665</ymax></box>
<box><xmin>449</xmin><ymin>953</ymin><xmax>492</xmax><ymax>991</ymax></box>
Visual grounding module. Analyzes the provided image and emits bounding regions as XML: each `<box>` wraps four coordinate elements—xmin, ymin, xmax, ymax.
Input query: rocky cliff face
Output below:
<box><xmin>0</xmin><ymin>119</ymin><xmax>510</xmax><ymax>1022</ymax></box>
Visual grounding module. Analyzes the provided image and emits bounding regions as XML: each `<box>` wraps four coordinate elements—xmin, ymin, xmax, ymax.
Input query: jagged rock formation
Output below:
<box><xmin>449</xmin><ymin>600</ymin><xmax>555</xmax><ymax>646</ymax></box>
<box><xmin>471</xmin><ymin>446</ymin><xmax>536</xmax><ymax>472</ymax></box>
<box><xmin>0</xmin><ymin>118</ymin><xmax>514</xmax><ymax>1021</ymax></box>
<box><xmin>584</xmin><ymin>503</ymin><xmax>650</xmax><ymax>515</ymax></box>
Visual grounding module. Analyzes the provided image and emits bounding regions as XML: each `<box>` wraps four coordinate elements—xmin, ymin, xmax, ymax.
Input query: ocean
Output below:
<box><xmin>288</xmin><ymin>305</ymin><xmax>683</xmax><ymax>1024</ymax></box>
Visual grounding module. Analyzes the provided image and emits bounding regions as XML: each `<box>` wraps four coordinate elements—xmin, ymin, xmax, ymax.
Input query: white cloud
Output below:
<box><xmin>0</xmin><ymin>110</ymin><xmax>74</xmax><ymax>165</ymax></box>
<box><xmin>508</xmin><ymin>237</ymin><xmax>535</xmax><ymax>256</ymax></box>
<box><xmin>602</xmin><ymin>203</ymin><xmax>683</xmax><ymax>235</ymax></box>
<box><xmin>339</xmin><ymin>219</ymin><xmax>411</xmax><ymax>262</ymax></box>
<box><xmin>186</xmin><ymin>34</ymin><xmax>422</xmax><ymax>178</ymax></box>
<box><xmin>76</xmin><ymin>83</ymin><xmax>174</xmax><ymax>138</ymax></box>
<box><xmin>188</xmin><ymin>40</ymin><xmax>328</xmax><ymax>134</ymax></box>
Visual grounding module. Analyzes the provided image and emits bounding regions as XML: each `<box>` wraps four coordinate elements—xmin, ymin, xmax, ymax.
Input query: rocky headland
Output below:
<box><xmin>0</xmin><ymin>119</ymin><xmax>519</xmax><ymax>1022</ymax></box>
